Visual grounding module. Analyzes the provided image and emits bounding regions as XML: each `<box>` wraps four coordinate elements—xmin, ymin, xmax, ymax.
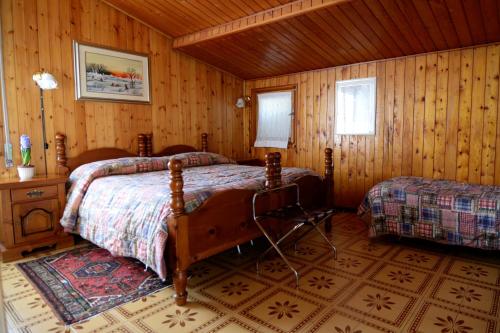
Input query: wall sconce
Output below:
<box><xmin>235</xmin><ymin>96</ymin><xmax>251</xmax><ymax>108</ymax></box>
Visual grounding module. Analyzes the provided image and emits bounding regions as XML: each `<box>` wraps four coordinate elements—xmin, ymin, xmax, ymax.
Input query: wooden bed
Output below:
<box><xmin>54</xmin><ymin>132</ymin><xmax>333</xmax><ymax>306</ymax></box>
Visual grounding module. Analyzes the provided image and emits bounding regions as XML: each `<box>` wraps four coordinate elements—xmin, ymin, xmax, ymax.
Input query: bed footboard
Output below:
<box><xmin>166</xmin><ymin>152</ymin><xmax>284</xmax><ymax>305</ymax></box>
<box><xmin>167</xmin><ymin>149</ymin><xmax>333</xmax><ymax>306</ymax></box>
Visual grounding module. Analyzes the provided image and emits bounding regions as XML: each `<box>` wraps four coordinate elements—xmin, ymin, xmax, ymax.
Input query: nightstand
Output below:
<box><xmin>0</xmin><ymin>175</ymin><xmax>74</xmax><ymax>262</ymax></box>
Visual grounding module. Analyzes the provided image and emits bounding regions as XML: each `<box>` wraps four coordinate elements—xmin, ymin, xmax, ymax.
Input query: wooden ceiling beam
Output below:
<box><xmin>173</xmin><ymin>0</ymin><xmax>352</xmax><ymax>49</ymax></box>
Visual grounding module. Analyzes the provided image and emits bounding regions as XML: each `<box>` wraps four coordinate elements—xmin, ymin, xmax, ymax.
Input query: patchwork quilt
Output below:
<box><xmin>61</xmin><ymin>152</ymin><xmax>318</xmax><ymax>279</ymax></box>
<box><xmin>358</xmin><ymin>177</ymin><xmax>500</xmax><ymax>250</ymax></box>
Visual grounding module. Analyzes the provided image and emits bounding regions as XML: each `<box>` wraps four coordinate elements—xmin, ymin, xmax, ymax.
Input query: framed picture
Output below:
<box><xmin>73</xmin><ymin>41</ymin><xmax>151</xmax><ymax>103</ymax></box>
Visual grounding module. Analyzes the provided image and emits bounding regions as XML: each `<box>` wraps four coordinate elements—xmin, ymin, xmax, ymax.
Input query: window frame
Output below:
<box><xmin>250</xmin><ymin>84</ymin><xmax>297</xmax><ymax>150</ymax></box>
<box><xmin>335</xmin><ymin>77</ymin><xmax>376</xmax><ymax>135</ymax></box>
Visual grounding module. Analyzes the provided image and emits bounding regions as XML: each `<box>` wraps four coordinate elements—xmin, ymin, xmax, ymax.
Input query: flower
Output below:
<box><xmin>221</xmin><ymin>281</ymin><xmax>249</xmax><ymax>296</ymax></box>
<box><xmin>162</xmin><ymin>308</ymin><xmax>197</xmax><ymax>328</ymax></box>
<box><xmin>334</xmin><ymin>326</ymin><xmax>362</xmax><ymax>333</ymax></box>
<box><xmin>363</xmin><ymin>293</ymin><xmax>395</xmax><ymax>311</ymax></box>
<box><xmin>308</xmin><ymin>275</ymin><xmax>335</xmax><ymax>289</ymax></box>
<box><xmin>20</xmin><ymin>134</ymin><xmax>32</xmax><ymax>166</ymax></box>
<box><xmin>387</xmin><ymin>270</ymin><xmax>414</xmax><ymax>284</ymax></box>
<box><xmin>20</xmin><ymin>134</ymin><xmax>31</xmax><ymax>149</ymax></box>
<box><xmin>449</xmin><ymin>286</ymin><xmax>482</xmax><ymax>302</ymax></box>
<box><xmin>460</xmin><ymin>265</ymin><xmax>488</xmax><ymax>278</ymax></box>
<box><xmin>268</xmin><ymin>300</ymin><xmax>300</xmax><ymax>319</ymax></box>
<box><xmin>434</xmin><ymin>315</ymin><xmax>473</xmax><ymax>333</ymax></box>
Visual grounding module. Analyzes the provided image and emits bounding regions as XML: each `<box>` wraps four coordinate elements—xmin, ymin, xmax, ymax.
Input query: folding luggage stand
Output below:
<box><xmin>252</xmin><ymin>183</ymin><xmax>337</xmax><ymax>286</ymax></box>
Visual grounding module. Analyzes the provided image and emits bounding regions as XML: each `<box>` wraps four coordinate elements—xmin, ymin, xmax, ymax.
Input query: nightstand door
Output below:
<box><xmin>12</xmin><ymin>199</ymin><xmax>59</xmax><ymax>244</ymax></box>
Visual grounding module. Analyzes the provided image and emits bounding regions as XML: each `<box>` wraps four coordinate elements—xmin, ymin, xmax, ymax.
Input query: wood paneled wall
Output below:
<box><xmin>0</xmin><ymin>0</ymin><xmax>244</xmax><ymax>179</ymax></box>
<box><xmin>245</xmin><ymin>44</ymin><xmax>500</xmax><ymax>207</ymax></box>
<box><xmin>1</xmin><ymin>0</ymin><xmax>499</xmax><ymax>210</ymax></box>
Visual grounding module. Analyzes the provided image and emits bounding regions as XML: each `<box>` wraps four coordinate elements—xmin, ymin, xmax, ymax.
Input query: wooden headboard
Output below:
<box><xmin>139</xmin><ymin>133</ymin><xmax>208</xmax><ymax>157</ymax></box>
<box><xmin>55</xmin><ymin>132</ymin><xmax>209</xmax><ymax>175</ymax></box>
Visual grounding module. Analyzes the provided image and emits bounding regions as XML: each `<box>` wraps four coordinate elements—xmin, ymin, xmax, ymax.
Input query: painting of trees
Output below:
<box><xmin>126</xmin><ymin>67</ymin><xmax>139</xmax><ymax>88</ymax></box>
<box><xmin>86</xmin><ymin>63</ymin><xmax>110</xmax><ymax>75</ymax></box>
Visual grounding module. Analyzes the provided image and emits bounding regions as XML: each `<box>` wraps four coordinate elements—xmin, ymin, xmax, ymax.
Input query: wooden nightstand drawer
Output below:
<box><xmin>11</xmin><ymin>185</ymin><xmax>58</xmax><ymax>203</ymax></box>
<box><xmin>12</xmin><ymin>199</ymin><xmax>59</xmax><ymax>244</ymax></box>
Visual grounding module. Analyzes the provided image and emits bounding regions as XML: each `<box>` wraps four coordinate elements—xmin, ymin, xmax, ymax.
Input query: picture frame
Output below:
<box><xmin>73</xmin><ymin>41</ymin><xmax>151</xmax><ymax>103</ymax></box>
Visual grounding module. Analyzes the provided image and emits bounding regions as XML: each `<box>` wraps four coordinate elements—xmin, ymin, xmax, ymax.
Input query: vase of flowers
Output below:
<box><xmin>17</xmin><ymin>134</ymin><xmax>35</xmax><ymax>181</ymax></box>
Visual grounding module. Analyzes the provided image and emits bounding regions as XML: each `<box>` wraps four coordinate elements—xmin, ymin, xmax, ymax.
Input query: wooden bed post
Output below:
<box><xmin>201</xmin><ymin>133</ymin><xmax>208</xmax><ymax>152</ymax></box>
<box><xmin>55</xmin><ymin>133</ymin><xmax>69</xmax><ymax>175</ymax></box>
<box><xmin>138</xmin><ymin>134</ymin><xmax>146</xmax><ymax>157</ymax></box>
<box><xmin>138</xmin><ymin>133</ymin><xmax>153</xmax><ymax>157</ymax></box>
<box><xmin>265</xmin><ymin>153</ymin><xmax>276</xmax><ymax>189</ymax></box>
<box><xmin>146</xmin><ymin>133</ymin><xmax>153</xmax><ymax>157</ymax></box>
<box><xmin>273</xmin><ymin>152</ymin><xmax>282</xmax><ymax>187</ymax></box>
<box><xmin>324</xmin><ymin>148</ymin><xmax>333</xmax><ymax>232</ymax></box>
<box><xmin>168</xmin><ymin>159</ymin><xmax>189</xmax><ymax>306</ymax></box>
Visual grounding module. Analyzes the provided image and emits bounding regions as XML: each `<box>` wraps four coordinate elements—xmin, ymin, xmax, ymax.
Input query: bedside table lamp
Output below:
<box><xmin>32</xmin><ymin>72</ymin><xmax>58</xmax><ymax>177</ymax></box>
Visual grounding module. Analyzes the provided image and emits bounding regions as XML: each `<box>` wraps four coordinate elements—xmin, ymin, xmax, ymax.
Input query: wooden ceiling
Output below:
<box><xmin>103</xmin><ymin>0</ymin><xmax>295</xmax><ymax>36</ymax></box>
<box><xmin>105</xmin><ymin>0</ymin><xmax>500</xmax><ymax>79</ymax></box>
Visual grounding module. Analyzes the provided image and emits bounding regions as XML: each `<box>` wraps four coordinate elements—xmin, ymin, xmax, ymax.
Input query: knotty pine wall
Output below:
<box><xmin>0</xmin><ymin>0</ymin><xmax>244</xmax><ymax>179</ymax></box>
<box><xmin>245</xmin><ymin>44</ymin><xmax>500</xmax><ymax>208</ymax></box>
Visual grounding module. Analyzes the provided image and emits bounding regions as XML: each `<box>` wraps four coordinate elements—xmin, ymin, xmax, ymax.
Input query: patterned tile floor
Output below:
<box><xmin>1</xmin><ymin>212</ymin><xmax>499</xmax><ymax>333</ymax></box>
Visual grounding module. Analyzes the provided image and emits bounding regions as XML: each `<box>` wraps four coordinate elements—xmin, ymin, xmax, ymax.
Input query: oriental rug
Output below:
<box><xmin>16</xmin><ymin>245</ymin><xmax>170</xmax><ymax>325</ymax></box>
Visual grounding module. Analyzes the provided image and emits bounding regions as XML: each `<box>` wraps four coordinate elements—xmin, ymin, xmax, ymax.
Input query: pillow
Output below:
<box><xmin>170</xmin><ymin>151</ymin><xmax>235</xmax><ymax>168</ymax></box>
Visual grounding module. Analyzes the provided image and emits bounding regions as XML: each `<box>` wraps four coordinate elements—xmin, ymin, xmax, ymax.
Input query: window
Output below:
<box><xmin>335</xmin><ymin>77</ymin><xmax>376</xmax><ymax>135</ymax></box>
<box><xmin>251</xmin><ymin>85</ymin><xmax>296</xmax><ymax>149</ymax></box>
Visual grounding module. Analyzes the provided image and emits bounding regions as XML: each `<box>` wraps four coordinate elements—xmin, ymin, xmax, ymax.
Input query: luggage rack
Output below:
<box><xmin>252</xmin><ymin>183</ymin><xmax>337</xmax><ymax>286</ymax></box>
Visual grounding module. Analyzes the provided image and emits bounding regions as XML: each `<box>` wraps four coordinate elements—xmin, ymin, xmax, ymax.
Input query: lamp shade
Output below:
<box><xmin>32</xmin><ymin>72</ymin><xmax>58</xmax><ymax>90</ymax></box>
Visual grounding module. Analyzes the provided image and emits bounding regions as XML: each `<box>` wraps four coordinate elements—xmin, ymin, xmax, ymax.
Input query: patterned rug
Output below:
<box><xmin>16</xmin><ymin>245</ymin><xmax>170</xmax><ymax>325</ymax></box>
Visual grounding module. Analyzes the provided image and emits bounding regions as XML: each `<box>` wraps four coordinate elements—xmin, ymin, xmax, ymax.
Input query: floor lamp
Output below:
<box><xmin>32</xmin><ymin>72</ymin><xmax>58</xmax><ymax>177</ymax></box>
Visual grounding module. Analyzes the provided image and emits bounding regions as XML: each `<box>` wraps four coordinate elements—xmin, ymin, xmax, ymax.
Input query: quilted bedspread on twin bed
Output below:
<box><xmin>60</xmin><ymin>152</ymin><xmax>318</xmax><ymax>279</ymax></box>
<box><xmin>358</xmin><ymin>176</ymin><xmax>500</xmax><ymax>250</ymax></box>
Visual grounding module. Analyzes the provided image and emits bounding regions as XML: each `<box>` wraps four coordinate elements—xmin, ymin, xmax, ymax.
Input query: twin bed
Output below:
<box><xmin>54</xmin><ymin>133</ymin><xmax>334</xmax><ymax>306</ymax></box>
<box><xmin>358</xmin><ymin>176</ymin><xmax>500</xmax><ymax>250</ymax></box>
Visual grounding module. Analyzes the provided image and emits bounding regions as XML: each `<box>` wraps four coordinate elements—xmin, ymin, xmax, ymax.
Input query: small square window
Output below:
<box><xmin>335</xmin><ymin>77</ymin><xmax>376</xmax><ymax>135</ymax></box>
<box><xmin>252</xmin><ymin>87</ymin><xmax>295</xmax><ymax>149</ymax></box>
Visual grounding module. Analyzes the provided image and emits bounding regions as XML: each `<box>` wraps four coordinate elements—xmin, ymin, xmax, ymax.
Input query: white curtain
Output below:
<box><xmin>254</xmin><ymin>91</ymin><xmax>292</xmax><ymax>148</ymax></box>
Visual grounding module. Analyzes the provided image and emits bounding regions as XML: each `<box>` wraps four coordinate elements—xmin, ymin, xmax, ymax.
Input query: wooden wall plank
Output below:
<box><xmin>481</xmin><ymin>45</ymin><xmax>499</xmax><ymax>185</ymax></box>
<box><xmin>433</xmin><ymin>52</ymin><xmax>449</xmax><ymax>179</ymax></box>
<box><xmin>444</xmin><ymin>50</ymin><xmax>461</xmax><ymax>180</ymax></box>
<box><xmin>391</xmin><ymin>58</ymin><xmax>405</xmax><ymax>177</ymax></box>
<box><xmin>469</xmin><ymin>47</ymin><xmax>487</xmax><ymax>183</ymax></box>
<box><xmin>412</xmin><ymin>55</ymin><xmax>426</xmax><ymax>177</ymax></box>
<box><xmin>382</xmin><ymin>60</ymin><xmax>394</xmax><ymax>181</ymax></box>
<box><xmin>374</xmin><ymin>61</ymin><xmax>386</xmax><ymax>186</ymax></box>
<box><xmin>312</xmin><ymin>70</ymin><xmax>321</xmax><ymax>174</ymax></box>
<box><xmin>355</xmin><ymin>63</ymin><xmax>367</xmax><ymax>200</ymax></box>
<box><xmin>422</xmin><ymin>53</ymin><xmax>437</xmax><ymax>178</ymax></box>
<box><xmin>401</xmin><ymin>56</ymin><xmax>415</xmax><ymax>176</ymax></box>
<box><xmin>456</xmin><ymin>48</ymin><xmax>474</xmax><ymax>182</ymax></box>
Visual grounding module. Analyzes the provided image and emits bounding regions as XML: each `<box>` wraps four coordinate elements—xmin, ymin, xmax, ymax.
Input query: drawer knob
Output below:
<box><xmin>26</xmin><ymin>189</ymin><xmax>44</xmax><ymax>198</ymax></box>
<box><xmin>207</xmin><ymin>227</ymin><xmax>216</xmax><ymax>236</ymax></box>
